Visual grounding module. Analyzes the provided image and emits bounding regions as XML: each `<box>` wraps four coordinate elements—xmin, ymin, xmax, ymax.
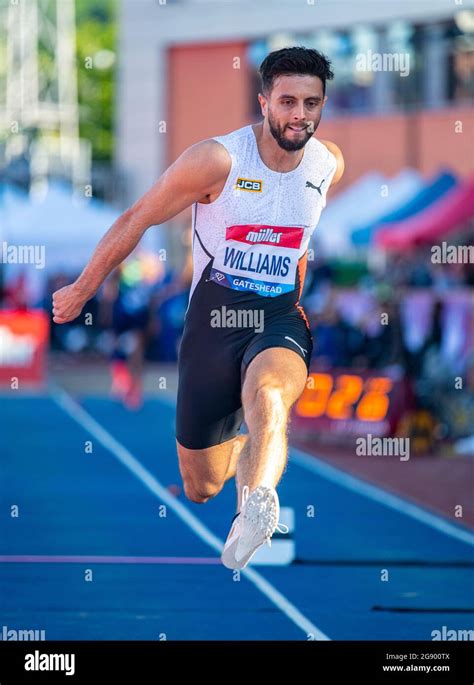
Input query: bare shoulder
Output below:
<box><xmin>180</xmin><ymin>138</ymin><xmax>231</xmax><ymax>178</ymax></box>
<box><xmin>318</xmin><ymin>139</ymin><xmax>345</xmax><ymax>186</ymax></box>
<box><xmin>177</xmin><ymin>138</ymin><xmax>232</xmax><ymax>202</ymax></box>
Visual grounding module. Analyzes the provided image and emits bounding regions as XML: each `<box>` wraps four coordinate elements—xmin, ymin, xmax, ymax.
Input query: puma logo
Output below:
<box><xmin>306</xmin><ymin>179</ymin><xmax>325</xmax><ymax>195</ymax></box>
<box><xmin>284</xmin><ymin>336</ymin><xmax>307</xmax><ymax>356</ymax></box>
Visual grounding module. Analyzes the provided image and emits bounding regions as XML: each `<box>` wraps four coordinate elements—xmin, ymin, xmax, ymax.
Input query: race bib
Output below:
<box><xmin>209</xmin><ymin>224</ymin><xmax>306</xmax><ymax>298</ymax></box>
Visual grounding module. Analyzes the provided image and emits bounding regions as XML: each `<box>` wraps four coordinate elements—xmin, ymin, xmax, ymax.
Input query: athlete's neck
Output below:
<box><xmin>252</xmin><ymin>122</ymin><xmax>305</xmax><ymax>173</ymax></box>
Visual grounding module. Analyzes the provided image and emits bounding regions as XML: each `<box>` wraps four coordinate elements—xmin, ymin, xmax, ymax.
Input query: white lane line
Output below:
<box><xmin>51</xmin><ymin>387</ymin><xmax>330</xmax><ymax>641</ymax></box>
<box><xmin>290</xmin><ymin>447</ymin><xmax>474</xmax><ymax>547</ymax></box>
<box><xmin>147</xmin><ymin>393</ymin><xmax>474</xmax><ymax>547</ymax></box>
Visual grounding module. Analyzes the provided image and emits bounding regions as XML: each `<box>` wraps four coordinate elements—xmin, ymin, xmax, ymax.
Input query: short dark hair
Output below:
<box><xmin>259</xmin><ymin>46</ymin><xmax>334</xmax><ymax>96</ymax></box>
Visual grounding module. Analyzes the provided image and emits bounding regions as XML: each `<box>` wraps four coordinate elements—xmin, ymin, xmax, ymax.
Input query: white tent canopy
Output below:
<box><xmin>313</xmin><ymin>172</ymin><xmax>387</xmax><ymax>257</ymax></box>
<box><xmin>313</xmin><ymin>170</ymin><xmax>424</xmax><ymax>258</ymax></box>
<box><xmin>0</xmin><ymin>182</ymin><xmax>155</xmax><ymax>305</ymax></box>
<box><xmin>1</xmin><ymin>182</ymin><xmax>120</xmax><ymax>273</ymax></box>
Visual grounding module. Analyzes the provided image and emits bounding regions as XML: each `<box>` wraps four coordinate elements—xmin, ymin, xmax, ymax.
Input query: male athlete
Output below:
<box><xmin>52</xmin><ymin>47</ymin><xmax>344</xmax><ymax>570</ymax></box>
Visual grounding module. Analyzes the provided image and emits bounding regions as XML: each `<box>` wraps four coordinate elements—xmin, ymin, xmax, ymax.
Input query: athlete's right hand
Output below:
<box><xmin>52</xmin><ymin>282</ymin><xmax>88</xmax><ymax>324</ymax></box>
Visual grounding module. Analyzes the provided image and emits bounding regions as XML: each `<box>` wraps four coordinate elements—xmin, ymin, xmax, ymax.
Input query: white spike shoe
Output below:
<box><xmin>221</xmin><ymin>485</ymin><xmax>289</xmax><ymax>570</ymax></box>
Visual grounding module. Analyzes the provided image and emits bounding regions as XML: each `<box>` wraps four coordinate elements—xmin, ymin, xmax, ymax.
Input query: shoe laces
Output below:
<box><xmin>268</xmin><ymin>522</ymin><xmax>290</xmax><ymax>547</ymax></box>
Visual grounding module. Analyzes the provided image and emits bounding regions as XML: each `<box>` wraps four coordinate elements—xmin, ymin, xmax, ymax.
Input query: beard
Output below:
<box><xmin>268</xmin><ymin>110</ymin><xmax>315</xmax><ymax>151</ymax></box>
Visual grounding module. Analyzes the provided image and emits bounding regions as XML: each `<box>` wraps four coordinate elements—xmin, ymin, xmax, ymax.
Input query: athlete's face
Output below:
<box><xmin>258</xmin><ymin>74</ymin><xmax>327</xmax><ymax>151</ymax></box>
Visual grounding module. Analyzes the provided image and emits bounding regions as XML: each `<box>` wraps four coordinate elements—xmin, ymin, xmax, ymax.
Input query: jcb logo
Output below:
<box><xmin>235</xmin><ymin>178</ymin><xmax>262</xmax><ymax>192</ymax></box>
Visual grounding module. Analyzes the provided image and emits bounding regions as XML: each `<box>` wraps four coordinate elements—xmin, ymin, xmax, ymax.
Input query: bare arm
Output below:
<box><xmin>320</xmin><ymin>139</ymin><xmax>345</xmax><ymax>187</ymax></box>
<box><xmin>52</xmin><ymin>140</ymin><xmax>230</xmax><ymax>323</ymax></box>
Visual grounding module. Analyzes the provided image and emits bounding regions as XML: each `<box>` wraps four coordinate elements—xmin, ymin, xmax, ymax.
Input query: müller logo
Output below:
<box><xmin>246</xmin><ymin>228</ymin><xmax>282</xmax><ymax>244</ymax></box>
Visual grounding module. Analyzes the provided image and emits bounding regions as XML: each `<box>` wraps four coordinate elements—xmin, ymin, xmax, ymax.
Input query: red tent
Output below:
<box><xmin>376</xmin><ymin>176</ymin><xmax>474</xmax><ymax>250</ymax></box>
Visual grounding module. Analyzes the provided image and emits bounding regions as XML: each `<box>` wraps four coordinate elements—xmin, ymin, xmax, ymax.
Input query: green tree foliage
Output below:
<box><xmin>76</xmin><ymin>0</ymin><xmax>117</xmax><ymax>161</ymax></box>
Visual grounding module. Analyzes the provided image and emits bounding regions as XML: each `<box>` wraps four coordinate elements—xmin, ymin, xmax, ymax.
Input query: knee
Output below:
<box><xmin>176</xmin><ymin>441</ymin><xmax>226</xmax><ymax>504</ymax></box>
<box><xmin>183</xmin><ymin>478</ymin><xmax>224</xmax><ymax>504</ymax></box>
<box><xmin>244</xmin><ymin>383</ymin><xmax>288</xmax><ymax>424</ymax></box>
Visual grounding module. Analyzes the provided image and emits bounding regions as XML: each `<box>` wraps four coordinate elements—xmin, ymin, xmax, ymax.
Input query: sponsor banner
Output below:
<box><xmin>0</xmin><ymin>310</ymin><xmax>49</xmax><ymax>385</ymax></box>
<box><xmin>225</xmin><ymin>225</ymin><xmax>303</xmax><ymax>248</ymax></box>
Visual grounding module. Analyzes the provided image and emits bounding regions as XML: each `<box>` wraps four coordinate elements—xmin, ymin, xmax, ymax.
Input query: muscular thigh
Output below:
<box><xmin>241</xmin><ymin>347</ymin><xmax>308</xmax><ymax>412</ymax></box>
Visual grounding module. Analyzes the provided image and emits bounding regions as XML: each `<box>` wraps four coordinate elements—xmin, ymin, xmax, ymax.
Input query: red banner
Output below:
<box><xmin>0</xmin><ymin>310</ymin><xmax>49</xmax><ymax>386</ymax></box>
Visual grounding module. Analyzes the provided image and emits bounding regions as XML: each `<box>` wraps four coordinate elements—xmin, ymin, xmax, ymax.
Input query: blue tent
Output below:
<box><xmin>351</xmin><ymin>170</ymin><xmax>458</xmax><ymax>247</ymax></box>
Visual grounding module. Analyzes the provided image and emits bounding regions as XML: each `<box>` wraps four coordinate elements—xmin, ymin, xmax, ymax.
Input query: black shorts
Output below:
<box><xmin>176</xmin><ymin>298</ymin><xmax>313</xmax><ymax>450</ymax></box>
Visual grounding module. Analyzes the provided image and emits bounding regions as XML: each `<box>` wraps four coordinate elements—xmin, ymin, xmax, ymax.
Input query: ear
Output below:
<box><xmin>257</xmin><ymin>92</ymin><xmax>267</xmax><ymax>117</ymax></box>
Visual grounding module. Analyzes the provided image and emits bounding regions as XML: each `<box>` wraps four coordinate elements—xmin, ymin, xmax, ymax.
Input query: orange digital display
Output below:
<box><xmin>327</xmin><ymin>374</ymin><xmax>364</xmax><ymax>420</ymax></box>
<box><xmin>356</xmin><ymin>377</ymin><xmax>393</xmax><ymax>421</ymax></box>
<box><xmin>296</xmin><ymin>373</ymin><xmax>393</xmax><ymax>422</ymax></box>
<box><xmin>296</xmin><ymin>372</ymin><xmax>333</xmax><ymax>418</ymax></box>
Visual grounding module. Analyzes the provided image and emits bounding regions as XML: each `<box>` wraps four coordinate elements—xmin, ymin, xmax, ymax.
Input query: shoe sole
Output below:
<box><xmin>221</xmin><ymin>487</ymin><xmax>279</xmax><ymax>570</ymax></box>
<box><xmin>221</xmin><ymin>535</ymin><xmax>263</xmax><ymax>570</ymax></box>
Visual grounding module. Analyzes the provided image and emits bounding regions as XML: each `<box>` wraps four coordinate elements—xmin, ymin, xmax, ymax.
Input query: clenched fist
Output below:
<box><xmin>52</xmin><ymin>283</ymin><xmax>88</xmax><ymax>324</ymax></box>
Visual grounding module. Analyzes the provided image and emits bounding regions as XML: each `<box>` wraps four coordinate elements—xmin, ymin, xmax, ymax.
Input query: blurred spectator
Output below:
<box><xmin>311</xmin><ymin>305</ymin><xmax>341</xmax><ymax>367</ymax></box>
<box><xmin>98</xmin><ymin>264</ymin><xmax>155</xmax><ymax>410</ymax></box>
<box><xmin>149</xmin><ymin>246</ymin><xmax>193</xmax><ymax>362</ymax></box>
